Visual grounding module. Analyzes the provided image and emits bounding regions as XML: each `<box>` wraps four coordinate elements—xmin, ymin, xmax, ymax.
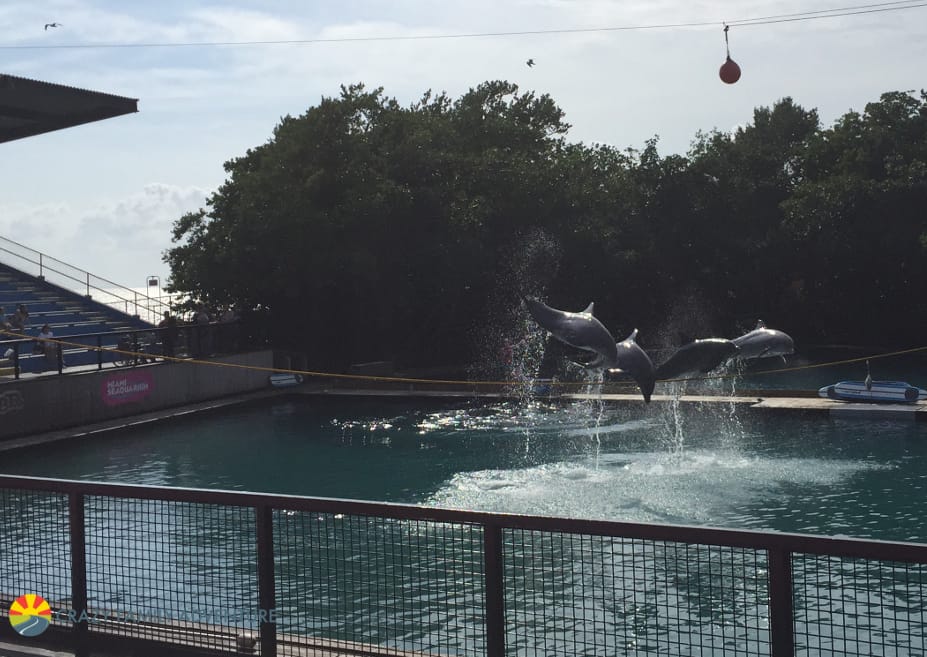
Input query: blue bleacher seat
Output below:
<box><xmin>0</xmin><ymin>263</ymin><xmax>156</xmax><ymax>373</ymax></box>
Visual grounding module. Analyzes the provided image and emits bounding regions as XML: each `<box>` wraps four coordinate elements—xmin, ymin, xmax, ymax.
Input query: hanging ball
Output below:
<box><xmin>719</xmin><ymin>56</ymin><xmax>741</xmax><ymax>84</ymax></box>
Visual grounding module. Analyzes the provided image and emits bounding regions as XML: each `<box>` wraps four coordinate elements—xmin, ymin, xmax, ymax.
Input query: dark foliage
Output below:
<box><xmin>165</xmin><ymin>84</ymin><xmax>927</xmax><ymax>369</ymax></box>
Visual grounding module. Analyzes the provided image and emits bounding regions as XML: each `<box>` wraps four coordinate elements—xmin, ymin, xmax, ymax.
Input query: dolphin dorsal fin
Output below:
<box><xmin>624</xmin><ymin>329</ymin><xmax>639</xmax><ymax>343</ymax></box>
<box><xmin>581</xmin><ymin>302</ymin><xmax>594</xmax><ymax>315</ymax></box>
<box><xmin>755</xmin><ymin>320</ymin><xmax>767</xmax><ymax>329</ymax></box>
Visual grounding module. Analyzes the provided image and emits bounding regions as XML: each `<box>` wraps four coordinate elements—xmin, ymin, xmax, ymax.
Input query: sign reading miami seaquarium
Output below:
<box><xmin>102</xmin><ymin>371</ymin><xmax>154</xmax><ymax>406</ymax></box>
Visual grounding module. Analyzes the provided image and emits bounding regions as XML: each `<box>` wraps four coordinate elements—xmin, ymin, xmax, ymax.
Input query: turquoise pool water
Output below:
<box><xmin>3</xmin><ymin>394</ymin><xmax>926</xmax><ymax>542</ymax></box>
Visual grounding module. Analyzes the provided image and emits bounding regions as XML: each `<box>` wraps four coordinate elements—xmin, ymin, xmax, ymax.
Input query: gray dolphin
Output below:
<box><xmin>732</xmin><ymin>320</ymin><xmax>795</xmax><ymax>360</ymax></box>
<box><xmin>655</xmin><ymin>338</ymin><xmax>739</xmax><ymax>380</ymax></box>
<box><xmin>524</xmin><ymin>298</ymin><xmax>619</xmax><ymax>369</ymax></box>
<box><xmin>607</xmin><ymin>329</ymin><xmax>656</xmax><ymax>403</ymax></box>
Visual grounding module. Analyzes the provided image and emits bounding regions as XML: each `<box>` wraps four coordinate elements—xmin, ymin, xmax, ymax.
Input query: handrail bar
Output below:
<box><xmin>0</xmin><ymin>236</ymin><xmax>174</xmax><ymax>318</ymax></box>
<box><xmin>0</xmin><ymin>326</ymin><xmax>165</xmax><ymax>346</ymax></box>
<box><xmin>0</xmin><ymin>245</ymin><xmax>162</xmax><ymax>311</ymax></box>
<box><xmin>2</xmin><ymin>474</ymin><xmax>926</xmax><ymax>563</ymax></box>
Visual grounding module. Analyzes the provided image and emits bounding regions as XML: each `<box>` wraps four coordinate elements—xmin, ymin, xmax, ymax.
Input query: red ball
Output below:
<box><xmin>719</xmin><ymin>56</ymin><xmax>741</xmax><ymax>84</ymax></box>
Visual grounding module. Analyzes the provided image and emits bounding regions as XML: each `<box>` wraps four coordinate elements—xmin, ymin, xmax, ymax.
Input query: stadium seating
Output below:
<box><xmin>0</xmin><ymin>264</ymin><xmax>156</xmax><ymax>373</ymax></box>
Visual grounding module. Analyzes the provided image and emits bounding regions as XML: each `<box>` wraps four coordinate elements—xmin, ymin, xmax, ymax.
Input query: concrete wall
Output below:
<box><xmin>0</xmin><ymin>350</ymin><xmax>274</xmax><ymax>441</ymax></box>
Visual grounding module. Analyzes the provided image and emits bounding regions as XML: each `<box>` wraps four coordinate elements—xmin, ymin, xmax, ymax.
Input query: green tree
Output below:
<box><xmin>781</xmin><ymin>90</ymin><xmax>927</xmax><ymax>345</ymax></box>
<box><xmin>166</xmin><ymin>83</ymin><xmax>927</xmax><ymax>371</ymax></box>
<box><xmin>165</xmin><ymin>82</ymin><xmax>578</xmax><ymax>369</ymax></box>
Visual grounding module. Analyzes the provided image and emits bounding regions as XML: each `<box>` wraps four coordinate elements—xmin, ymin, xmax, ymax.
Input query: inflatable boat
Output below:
<box><xmin>818</xmin><ymin>380</ymin><xmax>927</xmax><ymax>404</ymax></box>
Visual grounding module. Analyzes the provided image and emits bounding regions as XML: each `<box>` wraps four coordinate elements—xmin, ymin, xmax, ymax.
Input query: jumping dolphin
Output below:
<box><xmin>607</xmin><ymin>329</ymin><xmax>656</xmax><ymax>403</ymax></box>
<box><xmin>524</xmin><ymin>298</ymin><xmax>619</xmax><ymax>369</ymax></box>
<box><xmin>655</xmin><ymin>338</ymin><xmax>739</xmax><ymax>380</ymax></box>
<box><xmin>731</xmin><ymin>321</ymin><xmax>795</xmax><ymax>360</ymax></box>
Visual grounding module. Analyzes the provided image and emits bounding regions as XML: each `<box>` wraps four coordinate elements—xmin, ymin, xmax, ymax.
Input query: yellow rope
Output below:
<box><xmin>4</xmin><ymin>329</ymin><xmax>926</xmax><ymax>390</ymax></box>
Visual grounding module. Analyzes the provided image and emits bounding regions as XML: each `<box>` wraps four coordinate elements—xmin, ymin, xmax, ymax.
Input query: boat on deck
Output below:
<box><xmin>818</xmin><ymin>380</ymin><xmax>927</xmax><ymax>404</ymax></box>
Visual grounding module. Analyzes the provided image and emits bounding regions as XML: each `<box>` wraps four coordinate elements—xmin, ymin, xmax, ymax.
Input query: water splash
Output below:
<box><xmin>654</xmin><ymin>359</ymin><xmax>749</xmax><ymax>459</ymax></box>
<box><xmin>660</xmin><ymin>381</ymin><xmax>687</xmax><ymax>456</ymax></box>
<box><xmin>467</xmin><ymin>227</ymin><xmax>559</xmax><ymax>385</ymax></box>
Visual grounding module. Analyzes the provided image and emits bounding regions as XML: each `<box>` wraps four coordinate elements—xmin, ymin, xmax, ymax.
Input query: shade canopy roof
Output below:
<box><xmin>0</xmin><ymin>73</ymin><xmax>138</xmax><ymax>144</ymax></box>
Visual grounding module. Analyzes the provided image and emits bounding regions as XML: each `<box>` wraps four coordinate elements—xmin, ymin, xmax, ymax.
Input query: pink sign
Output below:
<box><xmin>102</xmin><ymin>371</ymin><xmax>154</xmax><ymax>406</ymax></box>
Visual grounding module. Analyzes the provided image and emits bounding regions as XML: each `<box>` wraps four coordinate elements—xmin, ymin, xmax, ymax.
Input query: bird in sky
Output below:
<box><xmin>44</xmin><ymin>22</ymin><xmax>61</xmax><ymax>30</ymax></box>
<box><xmin>526</xmin><ymin>58</ymin><xmax>535</xmax><ymax>67</ymax></box>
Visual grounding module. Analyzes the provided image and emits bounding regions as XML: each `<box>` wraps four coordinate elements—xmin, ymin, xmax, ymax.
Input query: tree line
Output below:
<box><xmin>164</xmin><ymin>82</ymin><xmax>927</xmax><ymax>371</ymax></box>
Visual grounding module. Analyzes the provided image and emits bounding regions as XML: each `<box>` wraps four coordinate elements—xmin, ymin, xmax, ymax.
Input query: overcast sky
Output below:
<box><xmin>1</xmin><ymin>0</ymin><xmax>925</xmax><ymax>291</ymax></box>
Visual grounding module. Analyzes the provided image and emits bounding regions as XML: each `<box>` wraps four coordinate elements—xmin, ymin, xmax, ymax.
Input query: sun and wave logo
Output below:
<box><xmin>9</xmin><ymin>594</ymin><xmax>52</xmax><ymax>636</ymax></box>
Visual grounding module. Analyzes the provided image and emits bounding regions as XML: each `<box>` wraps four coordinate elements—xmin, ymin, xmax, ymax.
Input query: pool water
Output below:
<box><xmin>3</xmin><ymin>394</ymin><xmax>926</xmax><ymax>542</ymax></box>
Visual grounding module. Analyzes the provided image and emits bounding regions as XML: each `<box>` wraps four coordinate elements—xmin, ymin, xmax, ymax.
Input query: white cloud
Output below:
<box><xmin>0</xmin><ymin>184</ymin><xmax>210</xmax><ymax>287</ymax></box>
<box><xmin>1</xmin><ymin>0</ymin><xmax>925</xmax><ymax>287</ymax></box>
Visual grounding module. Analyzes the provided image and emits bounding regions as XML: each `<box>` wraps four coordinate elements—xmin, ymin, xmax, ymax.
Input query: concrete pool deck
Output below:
<box><xmin>1</xmin><ymin>381</ymin><xmax>924</xmax><ymax>454</ymax></box>
<box><xmin>318</xmin><ymin>386</ymin><xmax>927</xmax><ymax>419</ymax></box>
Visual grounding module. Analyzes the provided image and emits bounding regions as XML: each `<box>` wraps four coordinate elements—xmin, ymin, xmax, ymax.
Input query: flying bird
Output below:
<box><xmin>526</xmin><ymin>58</ymin><xmax>535</xmax><ymax>67</ymax></box>
<box><xmin>44</xmin><ymin>22</ymin><xmax>61</xmax><ymax>30</ymax></box>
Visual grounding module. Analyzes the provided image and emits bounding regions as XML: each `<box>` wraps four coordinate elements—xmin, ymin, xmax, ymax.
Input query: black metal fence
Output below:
<box><xmin>0</xmin><ymin>320</ymin><xmax>255</xmax><ymax>379</ymax></box>
<box><xmin>1</xmin><ymin>474</ymin><xmax>926</xmax><ymax>657</ymax></box>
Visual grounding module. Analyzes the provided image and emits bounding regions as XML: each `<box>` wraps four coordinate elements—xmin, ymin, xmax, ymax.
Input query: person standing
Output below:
<box><xmin>36</xmin><ymin>323</ymin><xmax>57</xmax><ymax>371</ymax></box>
<box><xmin>158</xmin><ymin>311</ymin><xmax>179</xmax><ymax>359</ymax></box>
<box><xmin>193</xmin><ymin>303</ymin><xmax>212</xmax><ymax>357</ymax></box>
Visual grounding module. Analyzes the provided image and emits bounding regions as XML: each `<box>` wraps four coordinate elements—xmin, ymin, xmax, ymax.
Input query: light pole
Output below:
<box><xmin>147</xmin><ymin>276</ymin><xmax>160</xmax><ymax>324</ymax></box>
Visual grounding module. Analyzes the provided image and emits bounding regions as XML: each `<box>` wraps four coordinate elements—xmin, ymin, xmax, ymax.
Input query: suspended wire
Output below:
<box><xmin>726</xmin><ymin>0</ymin><xmax>924</xmax><ymax>24</ymax></box>
<box><xmin>0</xmin><ymin>0</ymin><xmax>924</xmax><ymax>50</ymax></box>
<box><xmin>727</xmin><ymin>1</ymin><xmax>927</xmax><ymax>26</ymax></box>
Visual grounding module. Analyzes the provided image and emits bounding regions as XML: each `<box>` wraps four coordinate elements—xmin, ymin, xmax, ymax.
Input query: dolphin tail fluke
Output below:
<box><xmin>640</xmin><ymin>380</ymin><xmax>654</xmax><ymax>403</ymax></box>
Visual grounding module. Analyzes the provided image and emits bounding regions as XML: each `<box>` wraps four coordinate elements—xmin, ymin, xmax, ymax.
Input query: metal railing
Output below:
<box><xmin>1</xmin><ymin>474</ymin><xmax>926</xmax><ymax>657</ymax></box>
<box><xmin>0</xmin><ymin>235</ymin><xmax>175</xmax><ymax>323</ymax></box>
<box><xmin>0</xmin><ymin>320</ymin><xmax>247</xmax><ymax>379</ymax></box>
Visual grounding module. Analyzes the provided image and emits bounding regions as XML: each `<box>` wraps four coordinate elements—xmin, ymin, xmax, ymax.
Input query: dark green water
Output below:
<box><xmin>3</xmin><ymin>395</ymin><xmax>927</xmax><ymax>656</ymax></box>
<box><xmin>3</xmin><ymin>395</ymin><xmax>927</xmax><ymax>542</ymax></box>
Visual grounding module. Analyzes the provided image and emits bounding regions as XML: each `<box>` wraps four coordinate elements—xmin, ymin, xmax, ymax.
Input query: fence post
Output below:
<box><xmin>768</xmin><ymin>548</ymin><xmax>795</xmax><ymax>657</ymax></box>
<box><xmin>132</xmin><ymin>332</ymin><xmax>140</xmax><ymax>366</ymax></box>
<box><xmin>256</xmin><ymin>505</ymin><xmax>277</xmax><ymax>657</ymax></box>
<box><xmin>69</xmin><ymin>492</ymin><xmax>89</xmax><ymax>657</ymax></box>
<box><xmin>483</xmin><ymin>522</ymin><xmax>505</xmax><ymax>657</ymax></box>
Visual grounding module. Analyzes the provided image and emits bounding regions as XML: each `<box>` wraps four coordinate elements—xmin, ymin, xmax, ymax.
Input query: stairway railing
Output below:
<box><xmin>0</xmin><ymin>236</ymin><xmax>174</xmax><ymax>324</ymax></box>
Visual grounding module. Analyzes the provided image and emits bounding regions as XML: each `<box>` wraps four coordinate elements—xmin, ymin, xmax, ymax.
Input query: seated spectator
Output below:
<box><xmin>9</xmin><ymin>304</ymin><xmax>29</xmax><ymax>333</ymax></box>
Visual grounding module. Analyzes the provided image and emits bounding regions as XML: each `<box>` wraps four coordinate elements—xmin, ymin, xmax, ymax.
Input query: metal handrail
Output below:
<box><xmin>0</xmin><ymin>236</ymin><xmax>174</xmax><ymax>321</ymax></box>
<box><xmin>2</xmin><ymin>473</ymin><xmax>927</xmax><ymax>657</ymax></box>
<box><xmin>0</xmin><ymin>320</ymin><xmax>233</xmax><ymax>378</ymax></box>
